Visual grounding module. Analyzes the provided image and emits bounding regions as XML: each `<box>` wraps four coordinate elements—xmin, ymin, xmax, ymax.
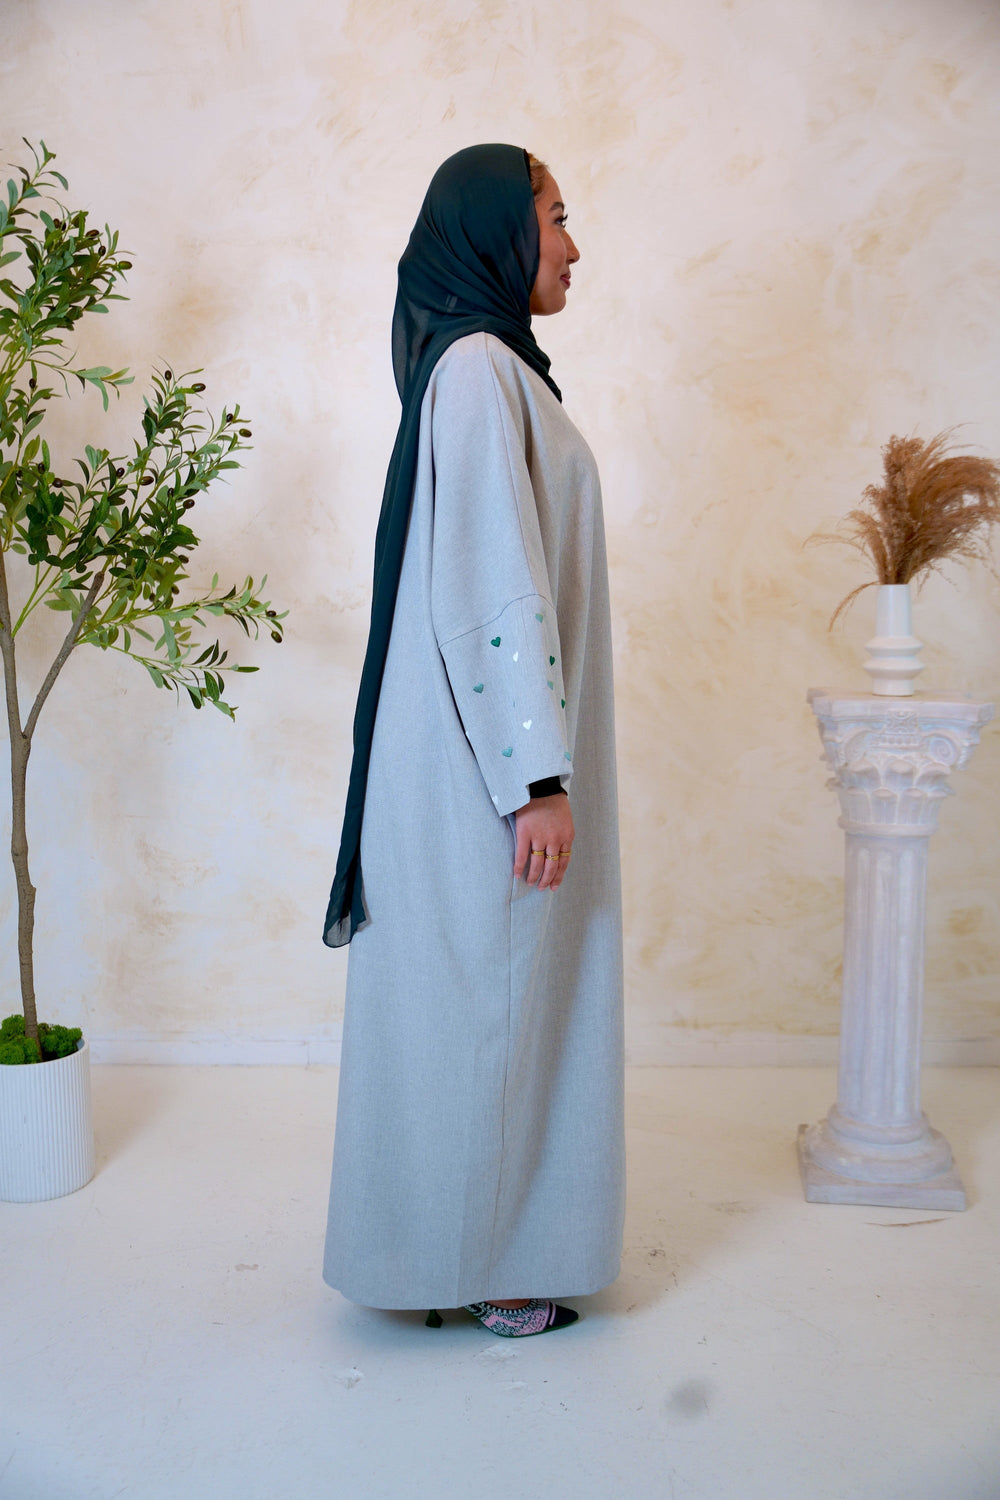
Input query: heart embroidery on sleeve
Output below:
<box><xmin>473</xmin><ymin>683</ymin><xmax>484</xmax><ymax>693</ymax></box>
<box><xmin>491</xmin><ymin>637</ymin><xmax>501</xmax><ymax>647</ymax></box>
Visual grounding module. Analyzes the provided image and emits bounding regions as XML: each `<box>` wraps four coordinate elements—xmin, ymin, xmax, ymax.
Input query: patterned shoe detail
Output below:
<box><xmin>462</xmin><ymin>1299</ymin><xmax>577</xmax><ymax>1337</ymax></box>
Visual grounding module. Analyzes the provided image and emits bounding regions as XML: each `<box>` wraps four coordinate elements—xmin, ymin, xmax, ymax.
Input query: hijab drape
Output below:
<box><xmin>324</xmin><ymin>143</ymin><xmax>561</xmax><ymax>947</ymax></box>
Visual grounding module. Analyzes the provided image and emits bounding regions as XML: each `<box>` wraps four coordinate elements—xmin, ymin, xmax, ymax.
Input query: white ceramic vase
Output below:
<box><xmin>0</xmin><ymin>1038</ymin><xmax>95</xmax><ymax>1202</ymax></box>
<box><xmin>863</xmin><ymin>583</ymin><xmax>925</xmax><ymax>696</ymax></box>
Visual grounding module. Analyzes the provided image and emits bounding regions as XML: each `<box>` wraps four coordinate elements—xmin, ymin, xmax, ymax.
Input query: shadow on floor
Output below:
<box><xmin>91</xmin><ymin>1064</ymin><xmax>180</xmax><ymax>1168</ymax></box>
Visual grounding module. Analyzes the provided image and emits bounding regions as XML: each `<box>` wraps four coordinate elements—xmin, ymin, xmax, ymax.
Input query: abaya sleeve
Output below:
<box><xmin>428</xmin><ymin>334</ymin><xmax>573</xmax><ymax>818</ymax></box>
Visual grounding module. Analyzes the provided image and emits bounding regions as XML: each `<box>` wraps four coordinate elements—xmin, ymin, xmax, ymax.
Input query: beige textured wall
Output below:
<box><xmin>0</xmin><ymin>0</ymin><xmax>998</xmax><ymax>1062</ymax></box>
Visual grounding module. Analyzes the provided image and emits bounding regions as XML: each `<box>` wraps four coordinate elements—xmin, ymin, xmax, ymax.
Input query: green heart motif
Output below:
<box><xmin>549</xmin><ymin>656</ymin><xmax>555</xmax><ymax>665</ymax></box>
<box><xmin>502</xmin><ymin>746</ymin><xmax>513</xmax><ymax>758</ymax></box>
<box><xmin>564</xmin><ymin>751</ymin><xmax>572</xmax><ymax>762</ymax></box>
<box><xmin>547</xmin><ymin>680</ymin><xmax>554</xmax><ymax>690</ymax></box>
<box><xmin>535</xmin><ymin>612</ymin><xmax>544</xmax><ymax>622</ymax></box>
<box><xmin>561</xmin><ymin>699</ymin><xmax>565</xmax><ymax>708</ymax></box>
<box><xmin>491</xmin><ymin>637</ymin><xmax>501</xmax><ymax>647</ymax></box>
<box><xmin>473</xmin><ymin>683</ymin><xmax>484</xmax><ymax>694</ymax></box>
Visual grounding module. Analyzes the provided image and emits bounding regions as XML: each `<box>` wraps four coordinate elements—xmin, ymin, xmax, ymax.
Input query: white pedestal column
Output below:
<box><xmin>799</xmin><ymin>690</ymin><xmax>994</xmax><ymax>1210</ymax></box>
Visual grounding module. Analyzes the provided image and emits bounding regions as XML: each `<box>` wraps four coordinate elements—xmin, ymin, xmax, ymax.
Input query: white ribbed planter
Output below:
<box><xmin>0</xmin><ymin>1039</ymin><xmax>95</xmax><ymax>1202</ymax></box>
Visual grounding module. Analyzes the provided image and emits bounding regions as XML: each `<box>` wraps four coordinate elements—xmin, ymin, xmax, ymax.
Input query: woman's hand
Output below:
<box><xmin>513</xmin><ymin>794</ymin><xmax>575</xmax><ymax>891</ymax></box>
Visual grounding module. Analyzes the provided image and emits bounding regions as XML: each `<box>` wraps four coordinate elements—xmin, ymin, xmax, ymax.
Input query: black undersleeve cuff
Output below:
<box><xmin>527</xmin><ymin>777</ymin><xmax>567</xmax><ymax>799</ymax></box>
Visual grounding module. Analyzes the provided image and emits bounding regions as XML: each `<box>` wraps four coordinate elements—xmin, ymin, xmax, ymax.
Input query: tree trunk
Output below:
<box><xmin>0</xmin><ymin>556</ymin><xmax>103</xmax><ymax>1043</ymax></box>
<box><xmin>0</xmin><ymin>552</ymin><xmax>38</xmax><ymax>1039</ymax></box>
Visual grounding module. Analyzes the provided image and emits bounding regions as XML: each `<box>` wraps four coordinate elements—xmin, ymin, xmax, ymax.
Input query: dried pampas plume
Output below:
<box><xmin>812</xmin><ymin>430</ymin><xmax>1000</xmax><ymax>626</ymax></box>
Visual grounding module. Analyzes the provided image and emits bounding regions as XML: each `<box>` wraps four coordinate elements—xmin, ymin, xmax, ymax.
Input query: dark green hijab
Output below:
<box><xmin>323</xmin><ymin>144</ymin><xmax>562</xmax><ymax>947</ymax></box>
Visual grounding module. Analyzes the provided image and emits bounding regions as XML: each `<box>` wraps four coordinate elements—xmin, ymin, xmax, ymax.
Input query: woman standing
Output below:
<box><xmin>323</xmin><ymin>144</ymin><xmax>624</xmax><ymax>1338</ymax></box>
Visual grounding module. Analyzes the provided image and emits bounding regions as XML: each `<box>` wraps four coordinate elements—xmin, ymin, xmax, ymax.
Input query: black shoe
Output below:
<box><xmin>461</xmin><ymin>1299</ymin><xmax>579</xmax><ymax>1336</ymax></box>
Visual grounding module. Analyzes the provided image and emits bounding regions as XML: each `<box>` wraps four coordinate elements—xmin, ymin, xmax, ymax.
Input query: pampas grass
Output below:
<box><xmin>816</xmin><ymin>431</ymin><xmax>1000</xmax><ymax>626</ymax></box>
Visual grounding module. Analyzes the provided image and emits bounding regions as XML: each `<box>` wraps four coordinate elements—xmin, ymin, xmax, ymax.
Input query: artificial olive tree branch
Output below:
<box><xmin>12</xmin><ymin>562</ymin><xmax>59</xmax><ymax>634</ymax></box>
<box><xmin>22</xmin><ymin>570</ymin><xmax>104</xmax><ymax>744</ymax></box>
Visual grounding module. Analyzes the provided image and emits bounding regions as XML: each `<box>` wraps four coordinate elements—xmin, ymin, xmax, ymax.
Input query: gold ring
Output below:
<box><xmin>530</xmin><ymin>848</ymin><xmax>545</xmax><ymax>856</ymax></box>
<box><xmin>558</xmin><ymin>851</ymin><xmax>572</xmax><ymax>858</ymax></box>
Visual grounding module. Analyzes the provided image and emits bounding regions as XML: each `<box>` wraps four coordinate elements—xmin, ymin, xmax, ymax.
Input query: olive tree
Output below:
<box><xmin>0</xmin><ymin>142</ymin><xmax>284</xmax><ymax>1055</ymax></box>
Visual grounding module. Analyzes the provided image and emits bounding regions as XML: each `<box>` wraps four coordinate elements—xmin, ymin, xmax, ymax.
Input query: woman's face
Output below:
<box><xmin>529</xmin><ymin>172</ymin><xmax>579</xmax><ymax>317</ymax></box>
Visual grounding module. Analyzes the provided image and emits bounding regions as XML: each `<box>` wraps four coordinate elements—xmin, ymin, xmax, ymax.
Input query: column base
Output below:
<box><xmin>797</xmin><ymin>1125</ymin><xmax>966</xmax><ymax>1211</ymax></box>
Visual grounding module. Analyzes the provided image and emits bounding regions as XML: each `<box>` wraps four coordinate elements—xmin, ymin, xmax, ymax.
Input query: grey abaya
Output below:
<box><xmin>323</xmin><ymin>331</ymin><xmax>624</xmax><ymax>1309</ymax></box>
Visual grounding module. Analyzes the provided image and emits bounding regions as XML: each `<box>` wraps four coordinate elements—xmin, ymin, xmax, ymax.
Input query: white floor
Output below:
<box><xmin>2</xmin><ymin>1066</ymin><xmax>999</xmax><ymax>1500</ymax></box>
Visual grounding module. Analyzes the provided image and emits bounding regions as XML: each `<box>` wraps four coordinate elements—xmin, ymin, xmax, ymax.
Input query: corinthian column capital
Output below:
<box><xmin>807</xmin><ymin>690</ymin><xmax>994</xmax><ymax>837</ymax></box>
